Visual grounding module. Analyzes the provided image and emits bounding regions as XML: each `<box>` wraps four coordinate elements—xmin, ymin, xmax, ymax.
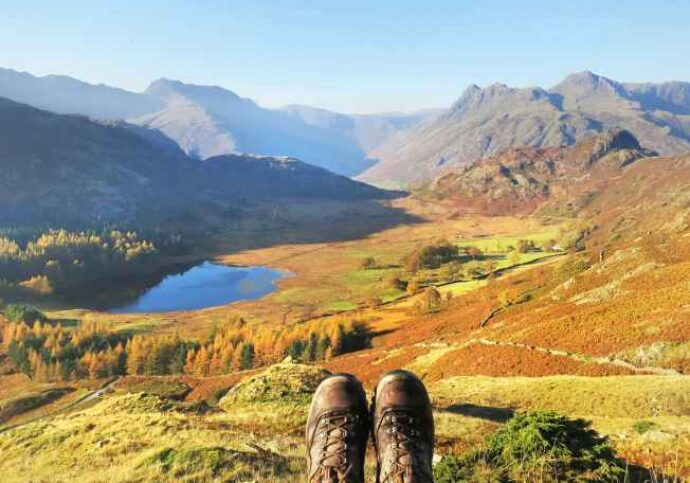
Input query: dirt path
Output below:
<box><xmin>415</xmin><ymin>339</ymin><xmax>681</xmax><ymax>376</ymax></box>
<box><xmin>0</xmin><ymin>377</ymin><xmax>120</xmax><ymax>435</ymax></box>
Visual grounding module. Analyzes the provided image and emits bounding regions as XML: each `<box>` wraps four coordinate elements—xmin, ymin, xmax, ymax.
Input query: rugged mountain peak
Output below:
<box><xmin>363</xmin><ymin>71</ymin><xmax>690</xmax><ymax>187</ymax></box>
<box><xmin>553</xmin><ymin>71</ymin><xmax>610</xmax><ymax>89</ymax></box>
<box><xmin>551</xmin><ymin>71</ymin><xmax>626</xmax><ymax>102</ymax></box>
<box><xmin>447</xmin><ymin>84</ymin><xmax>481</xmax><ymax>113</ymax></box>
<box><xmin>448</xmin><ymin>82</ymin><xmax>551</xmax><ymax>115</ymax></box>
<box><xmin>145</xmin><ymin>78</ymin><xmax>250</xmax><ymax>110</ymax></box>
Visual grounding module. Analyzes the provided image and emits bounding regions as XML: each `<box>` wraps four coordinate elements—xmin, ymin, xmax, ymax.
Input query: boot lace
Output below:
<box><xmin>380</xmin><ymin>410</ymin><xmax>429</xmax><ymax>483</ymax></box>
<box><xmin>310</xmin><ymin>410</ymin><xmax>360</xmax><ymax>482</ymax></box>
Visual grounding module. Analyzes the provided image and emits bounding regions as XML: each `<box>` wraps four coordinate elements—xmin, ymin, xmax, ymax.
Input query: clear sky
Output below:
<box><xmin>2</xmin><ymin>0</ymin><xmax>689</xmax><ymax>113</ymax></box>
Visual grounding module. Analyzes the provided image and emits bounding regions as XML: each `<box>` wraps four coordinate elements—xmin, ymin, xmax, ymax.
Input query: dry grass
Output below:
<box><xmin>0</xmin><ymin>392</ymin><xmax>307</xmax><ymax>482</ymax></box>
<box><xmin>430</xmin><ymin>375</ymin><xmax>690</xmax><ymax>478</ymax></box>
<box><xmin>2</xmin><ymin>373</ymin><xmax>689</xmax><ymax>481</ymax></box>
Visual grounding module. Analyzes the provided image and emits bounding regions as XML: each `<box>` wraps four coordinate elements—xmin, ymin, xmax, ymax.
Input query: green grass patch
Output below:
<box><xmin>460</xmin><ymin>227</ymin><xmax>561</xmax><ymax>253</ymax></box>
<box><xmin>322</xmin><ymin>300</ymin><xmax>359</xmax><ymax>312</ymax></box>
<box><xmin>116</xmin><ymin>378</ymin><xmax>191</xmax><ymax>400</ymax></box>
<box><xmin>275</xmin><ymin>287</ymin><xmax>310</xmax><ymax>304</ymax></box>
<box><xmin>380</xmin><ymin>287</ymin><xmax>406</xmax><ymax>303</ymax></box>
<box><xmin>439</xmin><ymin>279</ymin><xmax>488</xmax><ymax>296</ymax></box>
<box><xmin>632</xmin><ymin>420</ymin><xmax>658</xmax><ymax>435</ymax></box>
<box><xmin>113</xmin><ymin>321</ymin><xmax>159</xmax><ymax>334</ymax></box>
<box><xmin>146</xmin><ymin>446</ymin><xmax>289</xmax><ymax>480</ymax></box>
<box><xmin>338</xmin><ymin>267</ymin><xmax>397</xmax><ymax>286</ymax></box>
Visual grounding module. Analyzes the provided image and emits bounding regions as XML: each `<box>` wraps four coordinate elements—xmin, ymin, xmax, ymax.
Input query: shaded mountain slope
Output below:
<box><xmin>0</xmin><ymin>97</ymin><xmax>198</xmax><ymax>226</ymax></box>
<box><xmin>0</xmin><ymin>97</ymin><xmax>391</xmax><ymax>227</ymax></box>
<box><xmin>361</xmin><ymin>71</ymin><xmax>690</xmax><ymax>186</ymax></box>
<box><xmin>202</xmin><ymin>154</ymin><xmax>389</xmax><ymax>200</ymax></box>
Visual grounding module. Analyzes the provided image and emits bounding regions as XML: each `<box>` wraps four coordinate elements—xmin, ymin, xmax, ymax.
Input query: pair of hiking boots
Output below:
<box><xmin>306</xmin><ymin>370</ymin><xmax>434</xmax><ymax>483</ymax></box>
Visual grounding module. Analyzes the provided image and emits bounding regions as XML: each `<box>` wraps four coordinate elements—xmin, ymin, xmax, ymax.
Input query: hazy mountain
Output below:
<box><xmin>427</xmin><ymin>129</ymin><xmax>656</xmax><ymax>214</ymax></box>
<box><xmin>0</xmin><ymin>68</ymin><xmax>433</xmax><ymax>177</ymax></box>
<box><xmin>0</xmin><ymin>67</ymin><xmax>162</xmax><ymax>119</ymax></box>
<box><xmin>281</xmin><ymin>105</ymin><xmax>442</xmax><ymax>152</ymax></box>
<box><xmin>133</xmin><ymin>79</ymin><xmax>374</xmax><ymax>175</ymax></box>
<box><xmin>0</xmin><ymin>97</ymin><xmax>390</xmax><ymax>227</ymax></box>
<box><xmin>360</xmin><ymin>71</ymin><xmax>690</xmax><ymax>186</ymax></box>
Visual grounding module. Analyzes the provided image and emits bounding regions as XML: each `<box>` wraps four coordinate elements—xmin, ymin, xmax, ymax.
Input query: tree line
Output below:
<box><xmin>0</xmin><ymin>229</ymin><xmax>161</xmax><ymax>296</ymax></box>
<box><xmin>1</xmin><ymin>309</ymin><xmax>370</xmax><ymax>382</ymax></box>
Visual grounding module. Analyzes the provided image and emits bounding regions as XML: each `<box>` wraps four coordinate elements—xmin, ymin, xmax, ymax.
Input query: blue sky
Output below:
<box><xmin>2</xmin><ymin>0</ymin><xmax>689</xmax><ymax>113</ymax></box>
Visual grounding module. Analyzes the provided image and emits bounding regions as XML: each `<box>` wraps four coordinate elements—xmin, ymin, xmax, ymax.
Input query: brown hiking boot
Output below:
<box><xmin>306</xmin><ymin>374</ymin><xmax>368</xmax><ymax>483</ymax></box>
<box><xmin>372</xmin><ymin>370</ymin><xmax>435</xmax><ymax>483</ymax></box>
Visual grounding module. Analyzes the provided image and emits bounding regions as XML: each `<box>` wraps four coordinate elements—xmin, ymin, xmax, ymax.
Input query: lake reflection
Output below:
<box><xmin>108</xmin><ymin>261</ymin><xmax>287</xmax><ymax>313</ymax></box>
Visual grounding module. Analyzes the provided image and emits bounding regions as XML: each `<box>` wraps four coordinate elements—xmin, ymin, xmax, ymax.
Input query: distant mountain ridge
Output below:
<box><xmin>360</xmin><ymin>71</ymin><xmax>690</xmax><ymax>186</ymax></box>
<box><xmin>4</xmin><ymin>67</ymin><xmax>689</xmax><ymax>184</ymax></box>
<box><xmin>280</xmin><ymin>104</ymin><xmax>442</xmax><ymax>152</ymax></box>
<box><xmin>0</xmin><ymin>67</ymin><xmax>162</xmax><ymax>119</ymax></box>
<box><xmin>0</xmin><ymin>96</ymin><xmax>391</xmax><ymax>227</ymax></box>
<box><xmin>134</xmin><ymin>78</ymin><xmax>372</xmax><ymax>175</ymax></box>
<box><xmin>0</xmin><ymin>67</ymin><xmax>433</xmax><ymax>176</ymax></box>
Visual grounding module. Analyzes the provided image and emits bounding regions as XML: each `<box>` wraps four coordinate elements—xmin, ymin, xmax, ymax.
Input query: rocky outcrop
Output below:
<box><xmin>427</xmin><ymin>130</ymin><xmax>655</xmax><ymax>214</ymax></box>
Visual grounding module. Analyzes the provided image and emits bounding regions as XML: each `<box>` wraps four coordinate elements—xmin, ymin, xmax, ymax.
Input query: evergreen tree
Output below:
<box><xmin>239</xmin><ymin>343</ymin><xmax>254</xmax><ymax>370</ymax></box>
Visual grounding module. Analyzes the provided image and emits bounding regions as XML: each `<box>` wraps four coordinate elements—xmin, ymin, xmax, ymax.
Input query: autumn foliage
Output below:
<box><xmin>0</xmin><ymin>312</ymin><xmax>370</xmax><ymax>381</ymax></box>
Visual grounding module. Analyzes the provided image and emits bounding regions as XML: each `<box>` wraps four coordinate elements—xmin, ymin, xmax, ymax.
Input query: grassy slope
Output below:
<box><xmin>0</xmin><ymin>371</ymin><xmax>688</xmax><ymax>481</ymax></box>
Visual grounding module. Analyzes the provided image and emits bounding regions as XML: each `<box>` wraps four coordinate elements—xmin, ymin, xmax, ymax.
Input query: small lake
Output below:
<box><xmin>108</xmin><ymin>261</ymin><xmax>288</xmax><ymax>314</ymax></box>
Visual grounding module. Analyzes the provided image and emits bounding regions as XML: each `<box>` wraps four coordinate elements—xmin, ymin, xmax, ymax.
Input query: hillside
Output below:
<box><xmin>426</xmin><ymin>129</ymin><xmax>656</xmax><ymax>214</ymax></box>
<box><xmin>0</xmin><ymin>97</ymin><xmax>391</xmax><ymax>228</ymax></box>
<box><xmin>326</xmin><ymin>144</ymin><xmax>690</xmax><ymax>385</ymax></box>
<box><xmin>361</xmin><ymin>71</ymin><xmax>690</xmax><ymax>186</ymax></box>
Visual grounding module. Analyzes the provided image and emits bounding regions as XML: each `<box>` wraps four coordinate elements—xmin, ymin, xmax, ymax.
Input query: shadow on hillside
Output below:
<box><xmin>443</xmin><ymin>403</ymin><xmax>515</xmax><ymax>423</ymax></box>
<box><xmin>47</xmin><ymin>318</ymin><xmax>79</xmax><ymax>328</ymax></box>
<box><xmin>215</xmin><ymin>197</ymin><xmax>425</xmax><ymax>254</ymax></box>
<box><xmin>623</xmin><ymin>462</ymin><xmax>679</xmax><ymax>483</ymax></box>
<box><xmin>54</xmin><ymin>198</ymin><xmax>424</xmax><ymax>309</ymax></box>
